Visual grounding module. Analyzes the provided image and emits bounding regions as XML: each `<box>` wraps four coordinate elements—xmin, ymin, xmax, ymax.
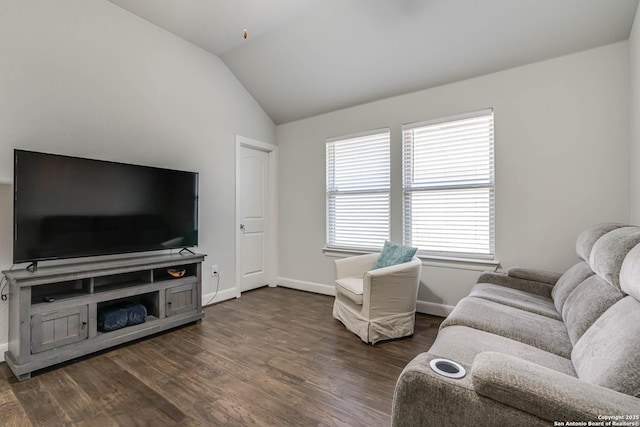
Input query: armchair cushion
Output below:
<box><xmin>334</xmin><ymin>277</ymin><xmax>363</xmax><ymax>305</ymax></box>
<box><xmin>373</xmin><ymin>241</ymin><xmax>417</xmax><ymax>270</ymax></box>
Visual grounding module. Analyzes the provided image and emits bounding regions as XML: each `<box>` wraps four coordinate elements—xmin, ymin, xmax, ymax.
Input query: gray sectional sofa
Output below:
<box><xmin>392</xmin><ymin>224</ymin><xmax>640</xmax><ymax>426</ymax></box>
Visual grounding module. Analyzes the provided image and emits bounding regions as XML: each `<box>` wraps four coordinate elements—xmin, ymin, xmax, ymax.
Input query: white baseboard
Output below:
<box><xmin>277</xmin><ymin>277</ymin><xmax>335</xmax><ymax>296</ymax></box>
<box><xmin>277</xmin><ymin>276</ymin><xmax>453</xmax><ymax>317</ymax></box>
<box><xmin>0</xmin><ymin>342</ymin><xmax>7</xmax><ymax>363</ymax></box>
<box><xmin>202</xmin><ymin>287</ymin><xmax>238</xmax><ymax>307</ymax></box>
<box><xmin>416</xmin><ymin>300</ymin><xmax>454</xmax><ymax>317</ymax></box>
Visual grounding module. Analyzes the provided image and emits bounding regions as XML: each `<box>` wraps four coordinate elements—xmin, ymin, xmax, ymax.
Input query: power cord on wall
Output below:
<box><xmin>170</xmin><ymin>249</ymin><xmax>220</xmax><ymax>307</ymax></box>
<box><xmin>205</xmin><ymin>272</ymin><xmax>220</xmax><ymax>307</ymax></box>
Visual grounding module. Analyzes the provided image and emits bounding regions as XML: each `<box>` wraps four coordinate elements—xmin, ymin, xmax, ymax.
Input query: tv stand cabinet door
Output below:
<box><xmin>31</xmin><ymin>306</ymin><xmax>89</xmax><ymax>354</ymax></box>
<box><xmin>165</xmin><ymin>283</ymin><xmax>197</xmax><ymax>317</ymax></box>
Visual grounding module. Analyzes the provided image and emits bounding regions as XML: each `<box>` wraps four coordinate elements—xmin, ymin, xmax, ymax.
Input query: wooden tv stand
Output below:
<box><xmin>3</xmin><ymin>252</ymin><xmax>205</xmax><ymax>381</ymax></box>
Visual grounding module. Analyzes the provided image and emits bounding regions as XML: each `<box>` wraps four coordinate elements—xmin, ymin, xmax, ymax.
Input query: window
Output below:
<box><xmin>402</xmin><ymin>110</ymin><xmax>494</xmax><ymax>259</ymax></box>
<box><xmin>326</xmin><ymin>129</ymin><xmax>390</xmax><ymax>250</ymax></box>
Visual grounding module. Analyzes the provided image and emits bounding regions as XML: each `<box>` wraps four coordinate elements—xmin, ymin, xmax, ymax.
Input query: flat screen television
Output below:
<box><xmin>13</xmin><ymin>150</ymin><xmax>199</xmax><ymax>265</ymax></box>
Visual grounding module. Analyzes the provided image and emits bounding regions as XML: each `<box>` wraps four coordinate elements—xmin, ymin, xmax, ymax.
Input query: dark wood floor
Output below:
<box><xmin>0</xmin><ymin>287</ymin><xmax>443</xmax><ymax>427</ymax></box>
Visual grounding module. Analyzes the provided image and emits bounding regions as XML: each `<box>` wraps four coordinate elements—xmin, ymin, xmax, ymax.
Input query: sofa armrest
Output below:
<box><xmin>472</xmin><ymin>352</ymin><xmax>640</xmax><ymax>421</ymax></box>
<box><xmin>476</xmin><ymin>272</ymin><xmax>554</xmax><ymax>297</ymax></box>
<box><xmin>392</xmin><ymin>353</ymin><xmax>549</xmax><ymax>426</ymax></box>
<box><xmin>506</xmin><ymin>267</ymin><xmax>562</xmax><ymax>285</ymax></box>
<box><xmin>334</xmin><ymin>253</ymin><xmax>379</xmax><ymax>279</ymax></box>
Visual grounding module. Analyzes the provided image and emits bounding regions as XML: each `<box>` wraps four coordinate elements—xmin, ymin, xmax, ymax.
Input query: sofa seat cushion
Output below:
<box><xmin>335</xmin><ymin>277</ymin><xmax>363</xmax><ymax>305</ymax></box>
<box><xmin>441</xmin><ymin>297</ymin><xmax>572</xmax><ymax>358</ymax></box>
<box><xmin>469</xmin><ymin>283</ymin><xmax>560</xmax><ymax>320</ymax></box>
<box><xmin>429</xmin><ymin>325</ymin><xmax>576</xmax><ymax>376</ymax></box>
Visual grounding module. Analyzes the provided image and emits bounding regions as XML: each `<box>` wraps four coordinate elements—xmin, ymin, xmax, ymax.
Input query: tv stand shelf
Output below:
<box><xmin>3</xmin><ymin>252</ymin><xmax>205</xmax><ymax>381</ymax></box>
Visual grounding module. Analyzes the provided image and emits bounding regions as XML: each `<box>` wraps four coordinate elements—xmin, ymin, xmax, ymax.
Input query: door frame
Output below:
<box><xmin>235</xmin><ymin>135</ymin><xmax>278</xmax><ymax>298</ymax></box>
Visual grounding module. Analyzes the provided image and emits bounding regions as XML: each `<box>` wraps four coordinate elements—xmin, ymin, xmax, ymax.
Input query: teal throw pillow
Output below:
<box><xmin>372</xmin><ymin>241</ymin><xmax>418</xmax><ymax>270</ymax></box>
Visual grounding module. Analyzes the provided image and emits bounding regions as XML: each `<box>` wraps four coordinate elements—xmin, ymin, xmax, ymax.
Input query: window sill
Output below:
<box><xmin>322</xmin><ymin>247</ymin><xmax>501</xmax><ymax>272</ymax></box>
<box><xmin>322</xmin><ymin>247</ymin><xmax>377</xmax><ymax>258</ymax></box>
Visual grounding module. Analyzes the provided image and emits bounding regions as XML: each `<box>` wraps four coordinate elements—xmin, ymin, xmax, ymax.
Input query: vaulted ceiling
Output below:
<box><xmin>108</xmin><ymin>0</ymin><xmax>639</xmax><ymax>125</ymax></box>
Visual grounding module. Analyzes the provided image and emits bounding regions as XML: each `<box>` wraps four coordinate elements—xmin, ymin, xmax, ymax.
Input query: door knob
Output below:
<box><xmin>240</xmin><ymin>224</ymin><xmax>245</xmax><ymax>231</ymax></box>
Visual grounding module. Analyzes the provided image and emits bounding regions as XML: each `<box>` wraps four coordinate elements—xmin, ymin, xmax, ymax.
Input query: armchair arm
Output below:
<box><xmin>366</xmin><ymin>257</ymin><xmax>422</xmax><ymax>279</ymax></box>
<box><xmin>476</xmin><ymin>272</ymin><xmax>554</xmax><ymax>297</ymax></box>
<box><xmin>472</xmin><ymin>352</ymin><xmax>640</xmax><ymax>421</ymax></box>
<box><xmin>506</xmin><ymin>267</ymin><xmax>562</xmax><ymax>286</ymax></box>
<box><xmin>334</xmin><ymin>253</ymin><xmax>379</xmax><ymax>279</ymax></box>
<box><xmin>364</xmin><ymin>258</ymin><xmax>422</xmax><ymax>315</ymax></box>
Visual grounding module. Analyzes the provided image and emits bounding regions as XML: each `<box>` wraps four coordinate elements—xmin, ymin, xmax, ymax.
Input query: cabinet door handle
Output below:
<box><xmin>81</xmin><ymin>321</ymin><xmax>87</xmax><ymax>328</ymax></box>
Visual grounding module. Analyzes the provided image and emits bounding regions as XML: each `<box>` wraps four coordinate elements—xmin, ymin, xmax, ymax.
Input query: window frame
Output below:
<box><xmin>402</xmin><ymin>109</ymin><xmax>495</xmax><ymax>260</ymax></box>
<box><xmin>326</xmin><ymin>128</ymin><xmax>391</xmax><ymax>251</ymax></box>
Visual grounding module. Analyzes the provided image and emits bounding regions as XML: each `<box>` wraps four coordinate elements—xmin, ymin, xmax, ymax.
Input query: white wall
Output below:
<box><xmin>630</xmin><ymin>6</ymin><xmax>640</xmax><ymax>222</ymax></box>
<box><xmin>277</xmin><ymin>42</ymin><xmax>630</xmax><ymax>311</ymax></box>
<box><xmin>0</xmin><ymin>0</ymin><xmax>276</xmax><ymax>355</ymax></box>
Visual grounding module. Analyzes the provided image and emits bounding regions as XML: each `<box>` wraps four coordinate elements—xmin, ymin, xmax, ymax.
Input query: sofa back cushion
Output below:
<box><xmin>575</xmin><ymin>223</ymin><xmax>628</xmax><ymax>261</ymax></box>
<box><xmin>589</xmin><ymin>226</ymin><xmax>640</xmax><ymax>290</ymax></box>
<box><xmin>619</xmin><ymin>243</ymin><xmax>640</xmax><ymax>301</ymax></box>
<box><xmin>551</xmin><ymin>261</ymin><xmax>594</xmax><ymax>313</ymax></box>
<box><xmin>561</xmin><ymin>275</ymin><xmax>624</xmax><ymax>345</ymax></box>
<box><xmin>572</xmin><ymin>297</ymin><xmax>640</xmax><ymax>398</ymax></box>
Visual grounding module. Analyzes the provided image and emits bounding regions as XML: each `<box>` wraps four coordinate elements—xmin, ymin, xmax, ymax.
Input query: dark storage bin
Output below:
<box><xmin>98</xmin><ymin>302</ymin><xmax>147</xmax><ymax>332</ymax></box>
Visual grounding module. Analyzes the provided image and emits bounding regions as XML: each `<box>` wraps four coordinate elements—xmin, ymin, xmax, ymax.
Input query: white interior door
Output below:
<box><xmin>238</xmin><ymin>145</ymin><xmax>270</xmax><ymax>292</ymax></box>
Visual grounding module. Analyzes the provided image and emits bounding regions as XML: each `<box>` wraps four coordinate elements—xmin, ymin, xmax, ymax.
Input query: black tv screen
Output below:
<box><xmin>13</xmin><ymin>150</ymin><xmax>199</xmax><ymax>264</ymax></box>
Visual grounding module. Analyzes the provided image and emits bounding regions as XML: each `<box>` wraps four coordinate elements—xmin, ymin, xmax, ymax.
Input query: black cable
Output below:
<box><xmin>1</xmin><ymin>265</ymin><xmax>15</xmax><ymax>302</ymax></box>
<box><xmin>0</xmin><ymin>279</ymin><xmax>7</xmax><ymax>301</ymax></box>
<box><xmin>205</xmin><ymin>272</ymin><xmax>221</xmax><ymax>307</ymax></box>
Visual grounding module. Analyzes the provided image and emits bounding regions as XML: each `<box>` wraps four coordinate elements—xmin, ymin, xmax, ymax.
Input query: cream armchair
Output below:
<box><xmin>333</xmin><ymin>253</ymin><xmax>422</xmax><ymax>344</ymax></box>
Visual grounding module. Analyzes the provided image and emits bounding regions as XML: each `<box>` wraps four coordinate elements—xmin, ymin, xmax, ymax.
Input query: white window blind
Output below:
<box><xmin>326</xmin><ymin>129</ymin><xmax>390</xmax><ymax>250</ymax></box>
<box><xmin>402</xmin><ymin>110</ymin><xmax>495</xmax><ymax>259</ymax></box>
